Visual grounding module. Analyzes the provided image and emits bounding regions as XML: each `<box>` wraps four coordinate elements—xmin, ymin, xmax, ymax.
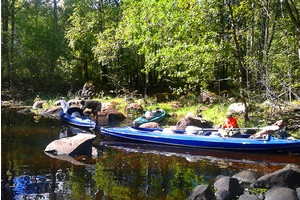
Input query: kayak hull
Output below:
<box><xmin>101</xmin><ymin>126</ymin><xmax>300</xmax><ymax>152</ymax></box>
<box><xmin>60</xmin><ymin>108</ymin><xmax>96</xmax><ymax>129</ymax></box>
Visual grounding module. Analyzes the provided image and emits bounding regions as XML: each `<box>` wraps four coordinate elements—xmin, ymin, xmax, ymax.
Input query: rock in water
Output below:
<box><xmin>44</xmin><ymin>134</ymin><xmax>97</xmax><ymax>157</ymax></box>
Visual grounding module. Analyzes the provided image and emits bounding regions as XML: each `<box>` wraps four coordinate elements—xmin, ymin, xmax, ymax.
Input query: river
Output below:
<box><xmin>2</xmin><ymin>108</ymin><xmax>300</xmax><ymax>199</ymax></box>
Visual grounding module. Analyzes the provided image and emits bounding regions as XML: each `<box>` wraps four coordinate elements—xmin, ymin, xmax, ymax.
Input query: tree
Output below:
<box><xmin>117</xmin><ymin>0</ymin><xmax>223</xmax><ymax>95</ymax></box>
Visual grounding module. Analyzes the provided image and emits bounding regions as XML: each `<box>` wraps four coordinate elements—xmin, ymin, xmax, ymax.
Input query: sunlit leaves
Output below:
<box><xmin>117</xmin><ymin>0</ymin><xmax>222</xmax><ymax>93</ymax></box>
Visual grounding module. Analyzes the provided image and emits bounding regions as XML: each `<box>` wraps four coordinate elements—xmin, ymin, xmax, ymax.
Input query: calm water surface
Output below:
<box><xmin>2</xmin><ymin>108</ymin><xmax>300</xmax><ymax>200</ymax></box>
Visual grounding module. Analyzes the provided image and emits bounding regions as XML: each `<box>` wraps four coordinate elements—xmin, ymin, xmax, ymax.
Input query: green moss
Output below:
<box><xmin>248</xmin><ymin>187</ymin><xmax>268</xmax><ymax>195</ymax></box>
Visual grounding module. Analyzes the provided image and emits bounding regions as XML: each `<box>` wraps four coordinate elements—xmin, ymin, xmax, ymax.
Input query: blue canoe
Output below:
<box><xmin>100</xmin><ymin>126</ymin><xmax>300</xmax><ymax>152</ymax></box>
<box><xmin>60</xmin><ymin>107</ymin><xmax>96</xmax><ymax>129</ymax></box>
<box><xmin>133</xmin><ymin>109</ymin><xmax>167</xmax><ymax>127</ymax></box>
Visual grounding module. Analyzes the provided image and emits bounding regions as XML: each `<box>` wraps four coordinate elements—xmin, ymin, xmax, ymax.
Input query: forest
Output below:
<box><xmin>1</xmin><ymin>0</ymin><xmax>300</xmax><ymax>103</ymax></box>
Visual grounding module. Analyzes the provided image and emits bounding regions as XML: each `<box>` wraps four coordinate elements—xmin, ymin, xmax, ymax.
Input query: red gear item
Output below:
<box><xmin>224</xmin><ymin>116</ymin><xmax>238</xmax><ymax>128</ymax></box>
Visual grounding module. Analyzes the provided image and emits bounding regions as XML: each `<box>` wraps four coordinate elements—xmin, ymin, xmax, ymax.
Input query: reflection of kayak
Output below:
<box><xmin>13</xmin><ymin>175</ymin><xmax>51</xmax><ymax>197</ymax></box>
<box><xmin>100</xmin><ymin>139</ymin><xmax>299</xmax><ymax>173</ymax></box>
<box><xmin>100</xmin><ymin>126</ymin><xmax>300</xmax><ymax>153</ymax></box>
<box><xmin>133</xmin><ymin>109</ymin><xmax>167</xmax><ymax>127</ymax></box>
<box><xmin>60</xmin><ymin>107</ymin><xmax>96</xmax><ymax>129</ymax></box>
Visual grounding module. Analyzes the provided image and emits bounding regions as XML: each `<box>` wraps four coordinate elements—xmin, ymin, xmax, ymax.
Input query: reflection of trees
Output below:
<box><xmin>94</xmin><ymin>148</ymin><xmax>218</xmax><ymax>200</ymax></box>
<box><xmin>67</xmin><ymin>166</ymin><xmax>96</xmax><ymax>200</ymax></box>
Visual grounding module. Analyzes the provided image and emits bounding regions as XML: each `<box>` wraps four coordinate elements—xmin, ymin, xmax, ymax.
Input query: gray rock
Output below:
<box><xmin>44</xmin><ymin>133</ymin><xmax>97</xmax><ymax>157</ymax></box>
<box><xmin>228</xmin><ymin>103</ymin><xmax>246</xmax><ymax>114</ymax></box>
<box><xmin>233</xmin><ymin>170</ymin><xmax>258</xmax><ymax>187</ymax></box>
<box><xmin>215</xmin><ymin>188</ymin><xmax>234</xmax><ymax>200</ymax></box>
<box><xmin>252</xmin><ymin>165</ymin><xmax>300</xmax><ymax>189</ymax></box>
<box><xmin>215</xmin><ymin>175</ymin><xmax>227</xmax><ymax>182</ymax></box>
<box><xmin>186</xmin><ymin>184</ymin><xmax>216</xmax><ymax>200</ymax></box>
<box><xmin>238</xmin><ymin>194</ymin><xmax>260</xmax><ymax>200</ymax></box>
<box><xmin>265</xmin><ymin>187</ymin><xmax>298</xmax><ymax>200</ymax></box>
<box><xmin>297</xmin><ymin>187</ymin><xmax>300</xmax><ymax>199</ymax></box>
<box><xmin>139</xmin><ymin>122</ymin><xmax>162</xmax><ymax>129</ymax></box>
<box><xmin>32</xmin><ymin>100</ymin><xmax>45</xmax><ymax>109</ymax></box>
<box><xmin>126</xmin><ymin>103</ymin><xmax>143</xmax><ymax>115</ymax></box>
<box><xmin>214</xmin><ymin>176</ymin><xmax>244</xmax><ymax>196</ymax></box>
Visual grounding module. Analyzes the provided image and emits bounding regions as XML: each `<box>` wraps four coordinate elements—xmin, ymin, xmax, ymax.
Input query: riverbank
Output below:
<box><xmin>2</xmin><ymin>97</ymin><xmax>300</xmax><ymax>136</ymax></box>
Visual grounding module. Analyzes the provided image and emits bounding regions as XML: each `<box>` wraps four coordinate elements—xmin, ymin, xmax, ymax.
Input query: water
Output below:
<box><xmin>2</xmin><ymin>108</ymin><xmax>300</xmax><ymax>200</ymax></box>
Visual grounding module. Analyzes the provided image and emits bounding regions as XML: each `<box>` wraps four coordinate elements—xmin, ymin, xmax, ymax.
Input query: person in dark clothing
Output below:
<box><xmin>80</xmin><ymin>100</ymin><xmax>102</xmax><ymax>124</ymax></box>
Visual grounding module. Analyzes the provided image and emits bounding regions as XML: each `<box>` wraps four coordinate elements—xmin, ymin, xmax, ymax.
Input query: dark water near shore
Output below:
<box><xmin>2</xmin><ymin>108</ymin><xmax>300</xmax><ymax>200</ymax></box>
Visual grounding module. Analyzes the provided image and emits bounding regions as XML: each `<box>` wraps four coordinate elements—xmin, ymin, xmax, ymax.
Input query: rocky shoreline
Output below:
<box><xmin>187</xmin><ymin>164</ymin><xmax>300</xmax><ymax>200</ymax></box>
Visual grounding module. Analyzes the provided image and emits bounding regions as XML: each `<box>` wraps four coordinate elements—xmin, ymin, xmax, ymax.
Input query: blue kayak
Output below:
<box><xmin>60</xmin><ymin>107</ymin><xmax>96</xmax><ymax>129</ymax></box>
<box><xmin>133</xmin><ymin>109</ymin><xmax>167</xmax><ymax>127</ymax></box>
<box><xmin>100</xmin><ymin>126</ymin><xmax>300</xmax><ymax>152</ymax></box>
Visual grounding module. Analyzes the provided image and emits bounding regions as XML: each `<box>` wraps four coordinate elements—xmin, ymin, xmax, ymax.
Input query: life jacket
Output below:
<box><xmin>224</xmin><ymin>117</ymin><xmax>238</xmax><ymax>128</ymax></box>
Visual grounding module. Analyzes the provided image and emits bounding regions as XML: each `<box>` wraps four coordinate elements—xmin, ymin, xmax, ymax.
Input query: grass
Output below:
<box><xmin>26</xmin><ymin>95</ymin><xmax>300</xmax><ymax>137</ymax></box>
<box><xmin>28</xmin><ymin>96</ymin><xmax>246</xmax><ymax>127</ymax></box>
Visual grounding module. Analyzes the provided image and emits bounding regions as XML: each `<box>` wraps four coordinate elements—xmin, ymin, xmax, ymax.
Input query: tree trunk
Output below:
<box><xmin>51</xmin><ymin>0</ymin><xmax>58</xmax><ymax>78</ymax></box>
<box><xmin>1</xmin><ymin>0</ymin><xmax>10</xmax><ymax>87</ymax></box>
<box><xmin>10</xmin><ymin>0</ymin><xmax>15</xmax><ymax>89</ymax></box>
<box><xmin>228</xmin><ymin>2</ymin><xmax>250</xmax><ymax>121</ymax></box>
<box><xmin>284</xmin><ymin>0</ymin><xmax>300</xmax><ymax>61</ymax></box>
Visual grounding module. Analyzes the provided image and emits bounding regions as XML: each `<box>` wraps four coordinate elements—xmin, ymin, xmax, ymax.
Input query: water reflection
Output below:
<box><xmin>45</xmin><ymin>153</ymin><xmax>97</xmax><ymax>166</ymax></box>
<box><xmin>100</xmin><ymin>139</ymin><xmax>299</xmax><ymax>174</ymax></box>
<box><xmin>59</xmin><ymin>124</ymin><xmax>95</xmax><ymax>138</ymax></box>
<box><xmin>13</xmin><ymin>175</ymin><xmax>52</xmax><ymax>199</ymax></box>
<box><xmin>94</xmin><ymin>146</ymin><xmax>219</xmax><ymax>200</ymax></box>
<box><xmin>2</xmin><ymin>108</ymin><xmax>300</xmax><ymax>200</ymax></box>
<box><xmin>10</xmin><ymin>166</ymin><xmax>98</xmax><ymax>200</ymax></box>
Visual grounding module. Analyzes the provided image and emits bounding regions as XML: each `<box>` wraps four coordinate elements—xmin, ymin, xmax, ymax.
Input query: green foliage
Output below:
<box><xmin>1</xmin><ymin>0</ymin><xmax>299</xmax><ymax>102</ymax></box>
<box><xmin>248</xmin><ymin>187</ymin><xmax>268</xmax><ymax>195</ymax></box>
<box><xmin>94</xmin><ymin>163</ymin><xmax>131</xmax><ymax>199</ymax></box>
<box><xmin>202</xmin><ymin>105</ymin><xmax>228</xmax><ymax>126</ymax></box>
<box><xmin>93</xmin><ymin>147</ymin><xmax>214</xmax><ymax>200</ymax></box>
<box><xmin>118</xmin><ymin>0</ymin><xmax>221</xmax><ymax>93</ymax></box>
<box><xmin>68</xmin><ymin>166</ymin><xmax>93</xmax><ymax>200</ymax></box>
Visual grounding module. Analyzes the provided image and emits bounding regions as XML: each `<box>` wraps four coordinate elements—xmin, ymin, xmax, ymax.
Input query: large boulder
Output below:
<box><xmin>107</xmin><ymin>112</ymin><xmax>126</xmax><ymax>123</ymax></box>
<box><xmin>228</xmin><ymin>103</ymin><xmax>246</xmax><ymax>114</ymax></box>
<box><xmin>251</xmin><ymin>165</ymin><xmax>300</xmax><ymax>189</ymax></box>
<box><xmin>102</xmin><ymin>102</ymin><xmax>118</xmax><ymax>110</ymax></box>
<box><xmin>200</xmin><ymin>91</ymin><xmax>218</xmax><ymax>104</ymax></box>
<box><xmin>189</xmin><ymin>117</ymin><xmax>213</xmax><ymax>128</ymax></box>
<box><xmin>214</xmin><ymin>176</ymin><xmax>244</xmax><ymax>197</ymax></box>
<box><xmin>265</xmin><ymin>187</ymin><xmax>298</xmax><ymax>200</ymax></box>
<box><xmin>44</xmin><ymin>134</ymin><xmax>97</xmax><ymax>157</ymax></box>
<box><xmin>97</xmin><ymin>106</ymin><xmax>126</xmax><ymax>125</ymax></box>
<box><xmin>297</xmin><ymin>187</ymin><xmax>300</xmax><ymax>199</ymax></box>
<box><xmin>238</xmin><ymin>194</ymin><xmax>260</xmax><ymax>200</ymax></box>
<box><xmin>139</xmin><ymin>122</ymin><xmax>162</xmax><ymax>129</ymax></box>
<box><xmin>186</xmin><ymin>184</ymin><xmax>217</xmax><ymax>200</ymax></box>
<box><xmin>232</xmin><ymin>170</ymin><xmax>259</xmax><ymax>187</ymax></box>
<box><xmin>188</xmin><ymin>166</ymin><xmax>300</xmax><ymax>200</ymax></box>
<box><xmin>215</xmin><ymin>188</ymin><xmax>234</xmax><ymax>200</ymax></box>
<box><xmin>32</xmin><ymin>100</ymin><xmax>45</xmax><ymax>110</ymax></box>
<box><xmin>41</xmin><ymin>107</ymin><xmax>62</xmax><ymax>118</ymax></box>
<box><xmin>126</xmin><ymin>103</ymin><xmax>143</xmax><ymax>115</ymax></box>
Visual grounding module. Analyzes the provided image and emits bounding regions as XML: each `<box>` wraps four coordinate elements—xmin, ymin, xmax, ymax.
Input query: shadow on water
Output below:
<box><xmin>1</xmin><ymin>108</ymin><xmax>300</xmax><ymax>200</ymax></box>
